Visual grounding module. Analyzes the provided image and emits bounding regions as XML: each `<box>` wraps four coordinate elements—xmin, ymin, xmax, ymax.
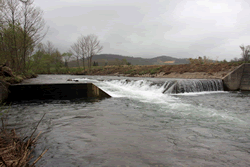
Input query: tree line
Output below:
<box><xmin>30</xmin><ymin>33</ymin><xmax>103</xmax><ymax>74</ymax></box>
<box><xmin>0</xmin><ymin>0</ymin><xmax>103</xmax><ymax>75</ymax></box>
<box><xmin>0</xmin><ymin>0</ymin><xmax>47</xmax><ymax>73</ymax></box>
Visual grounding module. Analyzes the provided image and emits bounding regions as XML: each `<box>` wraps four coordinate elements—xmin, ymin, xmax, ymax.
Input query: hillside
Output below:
<box><xmin>68</xmin><ymin>54</ymin><xmax>189</xmax><ymax>67</ymax></box>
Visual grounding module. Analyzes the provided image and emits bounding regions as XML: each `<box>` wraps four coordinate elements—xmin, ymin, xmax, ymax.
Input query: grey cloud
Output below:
<box><xmin>35</xmin><ymin>0</ymin><xmax>250</xmax><ymax>60</ymax></box>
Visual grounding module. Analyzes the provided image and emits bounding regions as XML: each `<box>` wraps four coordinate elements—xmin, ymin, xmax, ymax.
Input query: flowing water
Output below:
<box><xmin>3</xmin><ymin>75</ymin><xmax>250</xmax><ymax>167</ymax></box>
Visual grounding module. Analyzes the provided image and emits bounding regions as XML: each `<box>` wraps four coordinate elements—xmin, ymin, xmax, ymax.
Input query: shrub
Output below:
<box><xmin>150</xmin><ymin>68</ymin><xmax>158</xmax><ymax>74</ymax></box>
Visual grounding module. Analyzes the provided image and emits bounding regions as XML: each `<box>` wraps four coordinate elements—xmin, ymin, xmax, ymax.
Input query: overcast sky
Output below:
<box><xmin>34</xmin><ymin>0</ymin><xmax>250</xmax><ymax>60</ymax></box>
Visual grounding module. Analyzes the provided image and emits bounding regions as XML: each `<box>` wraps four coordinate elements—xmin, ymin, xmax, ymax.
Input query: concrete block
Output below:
<box><xmin>7</xmin><ymin>83</ymin><xmax>111</xmax><ymax>102</ymax></box>
<box><xmin>222</xmin><ymin>64</ymin><xmax>245</xmax><ymax>91</ymax></box>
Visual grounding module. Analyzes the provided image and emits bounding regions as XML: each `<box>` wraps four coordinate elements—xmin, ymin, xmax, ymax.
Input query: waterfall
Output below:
<box><xmin>104</xmin><ymin>79</ymin><xmax>223</xmax><ymax>94</ymax></box>
<box><xmin>162</xmin><ymin>79</ymin><xmax>224</xmax><ymax>94</ymax></box>
<box><xmin>82</xmin><ymin>78</ymin><xmax>224</xmax><ymax>94</ymax></box>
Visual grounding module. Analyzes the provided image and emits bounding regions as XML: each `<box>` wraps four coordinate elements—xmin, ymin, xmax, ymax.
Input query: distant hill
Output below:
<box><xmin>68</xmin><ymin>54</ymin><xmax>189</xmax><ymax>67</ymax></box>
<box><xmin>149</xmin><ymin>55</ymin><xmax>189</xmax><ymax>65</ymax></box>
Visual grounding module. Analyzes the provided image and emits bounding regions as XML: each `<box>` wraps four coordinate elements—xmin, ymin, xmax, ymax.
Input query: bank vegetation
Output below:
<box><xmin>32</xmin><ymin>57</ymin><xmax>244</xmax><ymax>79</ymax></box>
<box><xmin>0</xmin><ymin>110</ymin><xmax>47</xmax><ymax>167</ymax></box>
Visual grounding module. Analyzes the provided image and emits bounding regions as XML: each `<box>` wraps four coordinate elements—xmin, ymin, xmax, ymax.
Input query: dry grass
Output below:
<box><xmin>0</xmin><ymin>114</ymin><xmax>47</xmax><ymax>167</ymax></box>
<box><xmin>77</xmin><ymin>62</ymin><xmax>241</xmax><ymax>77</ymax></box>
<box><xmin>33</xmin><ymin>61</ymin><xmax>244</xmax><ymax>78</ymax></box>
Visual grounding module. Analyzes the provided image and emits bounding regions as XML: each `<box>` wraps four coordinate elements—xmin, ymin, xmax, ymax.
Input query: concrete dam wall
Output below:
<box><xmin>240</xmin><ymin>64</ymin><xmax>250</xmax><ymax>90</ymax></box>
<box><xmin>1</xmin><ymin>63</ymin><xmax>249</xmax><ymax>103</ymax></box>
<box><xmin>7</xmin><ymin>83</ymin><xmax>111</xmax><ymax>102</ymax></box>
<box><xmin>223</xmin><ymin>63</ymin><xmax>250</xmax><ymax>91</ymax></box>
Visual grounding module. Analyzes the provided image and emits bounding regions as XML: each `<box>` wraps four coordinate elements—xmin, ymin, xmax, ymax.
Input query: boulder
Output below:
<box><xmin>0</xmin><ymin>66</ymin><xmax>14</xmax><ymax>77</ymax></box>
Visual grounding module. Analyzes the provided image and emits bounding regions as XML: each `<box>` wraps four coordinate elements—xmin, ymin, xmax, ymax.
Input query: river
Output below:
<box><xmin>5</xmin><ymin>75</ymin><xmax>250</xmax><ymax>167</ymax></box>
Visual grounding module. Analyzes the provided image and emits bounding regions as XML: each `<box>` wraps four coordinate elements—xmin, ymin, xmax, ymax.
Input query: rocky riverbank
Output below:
<box><xmin>0</xmin><ymin>65</ymin><xmax>38</xmax><ymax>102</ymax></box>
<box><xmin>0</xmin><ymin>67</ymin><xmax>37</xmax><ymax>84</ymax></box>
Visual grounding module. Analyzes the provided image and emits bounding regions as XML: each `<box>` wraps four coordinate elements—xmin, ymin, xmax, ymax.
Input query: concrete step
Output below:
<box><xmin>241</xmin><ymin>77</ymin><xmax>250</xmax><ymax>80</ymax></box>
<box><xmin>242</xmin><ymin>73</ymin><xmax>250</xmax><ymax>76</ymax></box>
<box><xmin>241</xmin><ymin>82</ymin><xmax>250</xmax><ymax>85</ymax></box>
<box><xmin>242</xmin><ymin>76</ymin><xmax>250</xmax><ymax>79</ymax></box>
<box><xmin>241</xmin><ymin>71</ymin><xmax>250</xmax><ymax>87</ymax></box>
<box><xmin>240</xmin><ymin>85</ymin><xmax>250</xmax><ymax>90</ymax></box>
<box><xmin>242</xmin><ymin>78</ymin><xmax>250</xmax><ymax>82</ymax></box>
<box><xmin>241</xmin><ymin>73</ymin><xmax>250</xmax><ymax>77</ymax></box>
<box><xmin>223</xmin><ymin>64</ymin><xmax>250</xmax><ymax>91</ymax></box>
<box><xmin>241</xmin><ymin>77</ymin><xmax>250</xmax><ymax>81</ymax></box>
<box><xmin>244</xmin><ymin>66</ymin><xmax>250</xmax><ymax>70</ymax></box>
<box><xmin>240</xmin><ymin>65</ymin><xmax>250</xmax><ymax>90</ymax></box>
<box><xmin>7</xmin><ymin>83</ymin><xmax>111</xmax><ymax>102</ymax></box>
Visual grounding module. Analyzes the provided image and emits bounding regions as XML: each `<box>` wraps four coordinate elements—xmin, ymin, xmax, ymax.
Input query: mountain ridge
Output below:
<box><xmin>68</xmin><ymin>54</ymin><xmax>189</xmax><ymax>67</ymax></box>
<box><xmin>92</xmin><ymin>54</ymin><xmax>189</xmax><ymax>65</ymax></box>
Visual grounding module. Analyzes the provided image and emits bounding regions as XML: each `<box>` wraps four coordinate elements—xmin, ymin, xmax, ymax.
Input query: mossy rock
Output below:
<box><xmin>0</xmin><ymin>67</ymin><xmax>14</xmax><ymax>77</ymax></box>
<box><xmin>4</xmin><ymin>76</ymin><xmax>23</xmax><ymax>84</ymax></box>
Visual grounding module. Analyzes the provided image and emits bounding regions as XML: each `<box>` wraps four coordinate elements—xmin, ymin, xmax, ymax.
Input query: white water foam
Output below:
<box><xmin>72</xmin><ymin>78</ymin><xmax>91</xmax><ymax>82</ymax></box>
<box><xmin>102</xmin><ymin>79</ymin><xmax>177</xmax><ymax>103</ymax></box>
<box><xmin>164</xmin><ymin>79</ymin><xmax>224</xmax><ymax>93</ymax></box>
<box><xmin>73</xmin><ymin>77</ymin><xmax>246</xmax><ymax>124</ymax></box>
<box><xmin>173</xmin><ymin>91</ymin><xmax>228</xmax><ymax>96</ymax></box>
<box><xmin>101</xmin><ymin>79</ymin><xmax>245</xmax><ymax>124</ymax></box>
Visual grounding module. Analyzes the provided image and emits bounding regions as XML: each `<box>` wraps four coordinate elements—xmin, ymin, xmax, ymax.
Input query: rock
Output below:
<box><xmin>125</xmin><ymin>79</ymin><xmax>131</xmax><ymax>83</ymax></box>
<box><xmin>0</xmin><ymin>66</ymin><xmax>14</xmax><ymax>77</ymax></box>
<box><xmin>4</xmin><ymin>76</ymin><xmax>23</xmax><ymax>84</ymax></box>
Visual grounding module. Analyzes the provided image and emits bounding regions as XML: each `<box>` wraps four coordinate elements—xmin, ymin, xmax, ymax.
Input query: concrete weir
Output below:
<box><xmin>7</xmin><ymin>83</ymin><xmax>111</xmax><ymax>102</ymax></box>
<box><xmin>222</xmin><ymin>63</ymin><xmax>250</xmax><ymax>91</ymax></box>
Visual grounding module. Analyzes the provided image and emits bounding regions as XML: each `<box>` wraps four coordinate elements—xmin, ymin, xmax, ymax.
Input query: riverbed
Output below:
<box><xmin>5</xmin><ymin>75</ymin><xmax>250</xmax><ymax>167</ymax></box>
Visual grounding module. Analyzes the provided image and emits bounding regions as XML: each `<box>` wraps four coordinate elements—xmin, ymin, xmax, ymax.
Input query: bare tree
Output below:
<box><xmin>78</xmin><ymin>35</ymin><xmax>86</xmax><ymax>70</ymax></box>
<box><xmin>239</xmin><ymin>44</ymin><xmax>250</xmax><ymax>62</ymax></box>
<box><xmin>70</xmin><ymin>42</ymin><xmax>81</xmax><ymax>68</ymax></box>
<box><xmin>19</xmin><ymin>0</ymin><xmax>48</xmax><ymax>72</ymax></box>
<box><xmin>0</xmin><ymin>0</ymin><xmax>6</xmax><ymax>27</ymax></box>
<box><xmin>84</xmin><ymin>34</ymin><xmax>103</xmax><ymax>70</ymax></box>
<box><xmin>0</xmin><ymin>0</ymin><xmax>47</xmax><ymax>73</ymax></box>
<box><xmin>72</xmin><ymin>34</ymin><xmax>103</xmax><ymax>70</ymax></box>
<box><xmin>44</xmin><ymin>41</ymin><xmax>55</xmax><ymax>55</ymax></box>
<box><xmin>0</xmin><ymin>0</ymin><xmax>21</xmax><ymax>71</ymax></box>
